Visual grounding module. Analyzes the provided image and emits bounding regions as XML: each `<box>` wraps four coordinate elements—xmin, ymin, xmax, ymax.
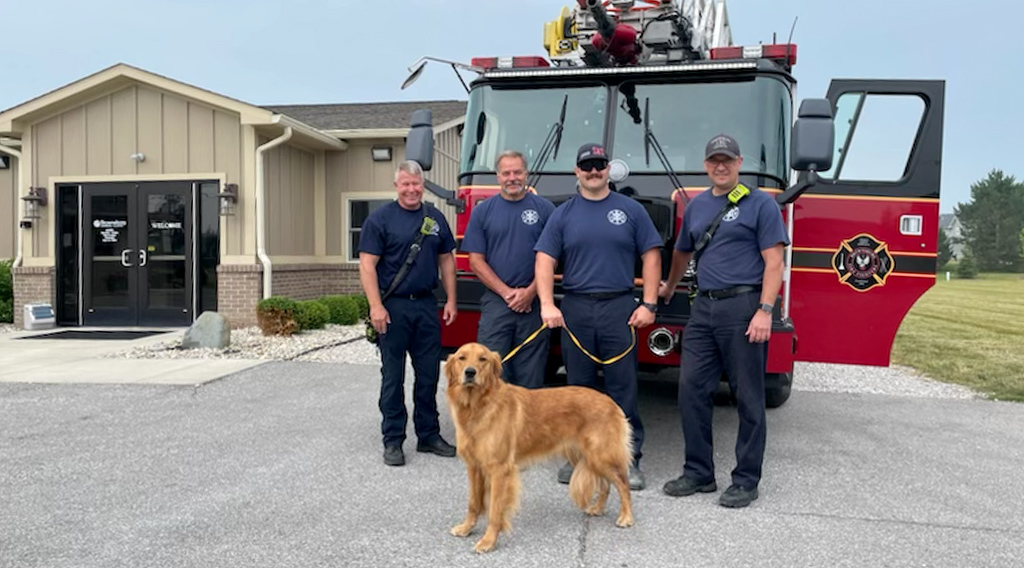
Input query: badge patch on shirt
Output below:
<box><xmin>607</xmin><ymin>209</ymin><xmax>628</xmax><ymax>225</ymax></box>
<box><xmin>521</xmin><ymin>209</ymin><xmax>540</xmax><ymax>225</ymax></box>
<box><xmin>722</xmin><ymin>206</ymin><xmax>740</xmax><ymax>222</ymax></box>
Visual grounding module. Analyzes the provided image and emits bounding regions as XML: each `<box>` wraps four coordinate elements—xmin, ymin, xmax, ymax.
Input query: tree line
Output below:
<box><xmin>945</xmin><ymin>169</ymin><xmax>1024</xmax><ymax>273</ymax></box>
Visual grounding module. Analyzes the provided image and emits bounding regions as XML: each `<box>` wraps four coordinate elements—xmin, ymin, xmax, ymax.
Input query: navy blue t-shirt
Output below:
<box><xmin>358</xmin><ymin>201</ymin><xmax>456</xmax><ymax>296</ymax></box>
<box><xmin>535</xmin><ymin>191</ymin><xmax>663</xmax><ymax>294</ymax></box>
<box><xmin>461</xmin><ymin>192</ymin><xmax>556</xmax><ymax>288</ymax></box>
<box><xmin>674</xmin><ymin>186</ymin><xmax>789</xmax><ymax>291</ymax></box>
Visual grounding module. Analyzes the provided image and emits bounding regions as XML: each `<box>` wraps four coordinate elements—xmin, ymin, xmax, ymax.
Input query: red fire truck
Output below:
<box><xmin>402</xmin><ymin>0</ymin><xmax>945</xmax><ymax>408</ymax></box>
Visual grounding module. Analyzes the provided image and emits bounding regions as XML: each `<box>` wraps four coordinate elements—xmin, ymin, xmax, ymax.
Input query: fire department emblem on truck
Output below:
<box><xmin>832</xmin><ymin>234</ymin><xmax>894</xmax><ymax>292</ymax></box>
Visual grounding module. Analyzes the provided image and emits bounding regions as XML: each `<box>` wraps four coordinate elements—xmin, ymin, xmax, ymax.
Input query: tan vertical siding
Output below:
<box><xmin>110</xmin><ymin>87</ymin><xmax>137</xmax><ymax>175</ymax></box>
<box><xmin>264</xmin><ymin>143</ymin><xmax>316</xmax><ymax>256</ymax></box>
<box><xmin>324</xmin><ymin>150</ymin><xmax>347</xmax><ymax>257</ymax></box>
<box><xmin>188</xmin><ymin>106</ymin><xmax>215</xmax><ymax>172</ymax></box>
<box><xmin>85</xmin><ymin>98</ymin><xmax>112</xmax><ymax>175</ymax></box>
<box><xmin>160</xmin><ymin>92</ymin><xmax>188</xmax><ymax>172</ymax></box>
<box><xmin>60</xmin><ymin>107</ymin><xmax>87</xmax><ymax>174</ymax></box>
<box><xmin>136</xmin><ymin>87</ymin><xmax>163</xmax><ymax>175</ymax></box>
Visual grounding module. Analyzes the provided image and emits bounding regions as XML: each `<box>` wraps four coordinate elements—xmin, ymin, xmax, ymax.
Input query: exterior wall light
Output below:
<box><xmin>219</xmin><ymin>183</ymin><xmax>239</xmax><ymax>216</ymax></box>
<box><xmin>371</xmin><ymin>145</ymin><xmax>393</xmax><ymax>161</ymax></box>
<box><xmin>21</xmin><ymin>186</ymin><xmax>47</xmax><ymax>220</ymax></box>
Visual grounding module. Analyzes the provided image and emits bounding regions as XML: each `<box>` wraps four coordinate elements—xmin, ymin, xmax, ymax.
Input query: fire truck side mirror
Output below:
<box><xmin>790</xmin><ymin>98</ymin><xmax>834</xmax><ymax>172</ymax></box>
<box><xmin>406</xmin><ymin>109</ymin><xmax>435</xmax><ymax>171</ymax></box>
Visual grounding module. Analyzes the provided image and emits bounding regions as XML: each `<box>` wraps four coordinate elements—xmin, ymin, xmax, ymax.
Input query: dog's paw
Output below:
<box><xmin>615</xmin><ymin>514</ymin><xmax>634</xmax><ymax>528</ymax></box>
<box><xmin>450</xmin><ymin>522</ymin><xmax>475</xmax><ymax>537</ymax></box>
<box><xmin>584</xmin><ymin>504</ymin><xmax>605</xmax><ymax>516</ymax></box>
<box><xmin>474</xmin><ymin>538</ymin><xmax>497</xmax><ymax>554</ymax></box>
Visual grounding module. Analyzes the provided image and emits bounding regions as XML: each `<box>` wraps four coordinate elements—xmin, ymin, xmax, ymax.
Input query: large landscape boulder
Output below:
<box><xmin>182</xmin><ymin>312</ymin><xmax>230</xmax><ymax>349</ymax></box>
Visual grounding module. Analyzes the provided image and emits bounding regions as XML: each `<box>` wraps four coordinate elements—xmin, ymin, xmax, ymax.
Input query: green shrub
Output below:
<box><xmin>351</xmin><ymin>294</ymin><xmax>370</xmax><ymax>320</ymax></box>
<box><xmin>0</xmin><ymin>258</ymin><xmax>12</xmax><ymax>304</ymax></box>
<box><xmin>0</xmin><ymin>299</ymin><xmax>12</xmax><ymax>324</ymax></box>
<box><xmin>256</xmin><ymin>296</ymin><xmax>299</xmax><ymax>336</ymax></box>
<box><xmin>319</xmin><ymin>295</ymin><xmax>360</xmax><ymax>325</ymax></box>
<box><xmin>956</xmin><ymin>254</ymin><xmax>979</xmax><ymax>279</ymax></box>
<box><xmin>295</xmin><ymin>300</ymin><xmax>330</xmax><ymax>330</ymax></box>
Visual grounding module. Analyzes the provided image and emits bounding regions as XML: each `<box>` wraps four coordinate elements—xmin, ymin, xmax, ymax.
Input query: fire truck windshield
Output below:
<box><xmin>461</xmin><ymin>84</ymin><xmax>608</xmax><ymax>173</ymax></box>
<box><xmin>461</xmin><ymin>76</ymin><xmax>792</xmax><ymax>183</ymax></box>
<box><xmin>613</xmin><ymin>77</ymin><xmax>792</xmax><ymax>181</ymax></box>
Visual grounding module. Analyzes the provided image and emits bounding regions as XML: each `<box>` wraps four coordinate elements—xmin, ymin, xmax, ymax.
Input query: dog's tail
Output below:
<box><xmin>569</xmin><ymin>459</ymin><xmax>608</xmax><ymax>511</ymax></box>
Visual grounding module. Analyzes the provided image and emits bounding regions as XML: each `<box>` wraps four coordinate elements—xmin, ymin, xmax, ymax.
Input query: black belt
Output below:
<box><xmin>571</xmin><ymin>290</ymin><xmax>632</xmax><ymax>300</ymax></box>
<box><xmin>697</xmin><ymin>285</ymin><xmax>760</xmax><ymax>300</ymax></box>
<box><xmin>386</xmin><ymin>290</ymin><xmax>434</xmax><ymax>300</ymax></box>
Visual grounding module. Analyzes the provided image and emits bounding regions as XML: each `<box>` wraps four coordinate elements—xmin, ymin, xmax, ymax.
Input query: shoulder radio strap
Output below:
<box><xmin>380</xmin><ymin>205</ymin><xmax>435</xmax><ymax>302</ymax></box>
<box><xmin>689</xmin><ymin>184</ymin><xmax>750</xmax><ymax>289</ymax></box>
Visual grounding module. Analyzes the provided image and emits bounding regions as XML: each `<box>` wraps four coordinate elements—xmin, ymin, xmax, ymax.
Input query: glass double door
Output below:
<box><xmin>83</xmin><ymin>182</ymin><xmax>194</xmax><ymax>326</ymax></box>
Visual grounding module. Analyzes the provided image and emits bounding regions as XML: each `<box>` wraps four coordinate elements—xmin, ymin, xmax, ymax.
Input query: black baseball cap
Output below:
<box><xmin>576</xmin><ymin>142</ymin><xmax>609</xmax><ymax>165</ymax></box>
<box><xmin>705</xmin><ymin>134</ymin><xmax>741</xmax><ymax>160</ymax></box>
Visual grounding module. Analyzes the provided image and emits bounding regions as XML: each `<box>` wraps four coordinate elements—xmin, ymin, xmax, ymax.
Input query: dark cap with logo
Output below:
<box><xmin>577</xmin><ymin>142</ymin><xmax>609</xmax><ymax>165</ymax></box>
<box><xmin>705</xmin><ymin>134</ymin><xmax>741</xmax><ymax>160</ymax></box>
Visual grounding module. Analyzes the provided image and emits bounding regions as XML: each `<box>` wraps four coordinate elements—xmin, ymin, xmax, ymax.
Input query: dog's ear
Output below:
<box><xmin>444</xmin><ymin>349</ymin><xmax>458</xmax><ymax>386</ymax></box>
<box><xmin>488</xmin><ymin>347</ymin><xmax>504</xmax><ymax>377</ymax></box>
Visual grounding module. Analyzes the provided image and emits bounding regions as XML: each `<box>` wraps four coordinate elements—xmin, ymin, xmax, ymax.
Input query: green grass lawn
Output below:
<box><xmin>892</xmin><ymin>272</ymin><xmax>1024</xmax><ymax>401</ymax></box>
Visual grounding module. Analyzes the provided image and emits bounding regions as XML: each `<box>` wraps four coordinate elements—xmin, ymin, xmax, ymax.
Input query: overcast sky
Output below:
<box><xmin>2</xmin><ymin>0</ymin><xmax>1019</xmax><ymax>214</ymax></box>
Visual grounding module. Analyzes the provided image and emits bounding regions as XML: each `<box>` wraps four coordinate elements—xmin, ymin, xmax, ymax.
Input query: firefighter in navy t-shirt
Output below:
<box><xmin>358</xmin><ymin>160</ymin><xmax>458</xmax><ymax>468</ymax></box>
<box><xmin>534</xmin><ymin>142</ymin><xmax>663</xmax><ymax>491</ymax></box>
<box><xmin>461</xmin><ymin>150</ymin><xmax>556</xmax><ymax>387</ymax></box>
<box><xmin>659</xmin><ymin>134</ymin><xmax>789</xmax><ymax>508</ymax></box>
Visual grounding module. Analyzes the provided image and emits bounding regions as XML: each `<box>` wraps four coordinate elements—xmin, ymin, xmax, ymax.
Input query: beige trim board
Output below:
<box><xmin>49</xmin><ymin>173</ymin><xmax>226</xmax><ymax>184</ymax></box>
<box><xmin>326</xmin><ymin>128</ymin><xmax>408</xmax><ymax>139</ymax></box>
<box><xmin>270</xmin><ymin>256</ymin><xmax>349</xmax><ymax>265</ymax></box>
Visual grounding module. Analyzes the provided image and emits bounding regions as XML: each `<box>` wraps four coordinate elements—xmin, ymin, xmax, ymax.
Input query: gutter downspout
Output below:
<box><xmin>0</xmin><ymin>144</ymin><xmax>23</xmax><ymax>269</ymax></box>
<box><xmin>255</xmin><ymin>127</ymin><xmax>293</xmax><ymax>299</ymax></box>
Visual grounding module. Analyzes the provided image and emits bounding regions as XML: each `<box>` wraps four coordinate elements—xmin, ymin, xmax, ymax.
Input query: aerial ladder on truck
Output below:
<box><xmin>543</xmin><ymin>0</ymin><xmax>734</xmax><ymax>68</ymax></box>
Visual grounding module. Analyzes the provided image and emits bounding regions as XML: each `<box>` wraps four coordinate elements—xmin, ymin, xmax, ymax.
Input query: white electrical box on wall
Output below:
<box><xmin>23</xmin><ymin>303</ymin><xmax>56</xmax><ymax>331</ymax></box>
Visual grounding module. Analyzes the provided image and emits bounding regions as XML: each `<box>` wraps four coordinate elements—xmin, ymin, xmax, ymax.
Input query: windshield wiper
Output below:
<box><xmin>643</xmin><ymin>97</ymin><xmax>689</xmax><ymax>204</ymax></box>
<box><xmin>526</xmin><ymin>94</ymin><xmax>568</xmax><ymax>192</ymax></box>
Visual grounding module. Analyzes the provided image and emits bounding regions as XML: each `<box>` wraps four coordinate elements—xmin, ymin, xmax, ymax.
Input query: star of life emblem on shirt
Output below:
<box><xmin>521</xmin><ymin>209</ymin><xmax>540</xmax><ymax>225</ymax></box>
<box><xmin>607</xmin><ymin>209</ymin><xmax>628</xmax><ymax>225</ymax></box>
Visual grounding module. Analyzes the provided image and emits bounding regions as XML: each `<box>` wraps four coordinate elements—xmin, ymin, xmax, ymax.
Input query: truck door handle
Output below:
<box><xmin>121</xmin><ymin>249</ymin><xmax>133</xmax><ymax>267</ymax></box>
<box><xmin>139</xmin><ymin>249</ymin><xmax>148</xmax><ymax>267</ymax></box>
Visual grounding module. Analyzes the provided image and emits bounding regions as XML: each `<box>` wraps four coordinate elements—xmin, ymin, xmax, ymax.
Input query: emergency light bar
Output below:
<box><xmin>709</xmin><ymin>43</ymin><xmax>797</xmax><ymax>67</ymax></box>
<box><xmin>470</xmin><ymin>56</ymin><xmax>552</xmax><ymax>70</ymax></box>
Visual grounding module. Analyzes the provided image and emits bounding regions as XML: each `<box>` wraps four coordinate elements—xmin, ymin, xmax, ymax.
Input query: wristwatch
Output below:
<box><xmin>759</xmin><ymin>302</ymin><xmax>773</xmax><ymax>314</ymax></box>
<box><xmin>640</xmin><ymin>302</ymin><xmax>659</xmax><ymax>313</ymax></box>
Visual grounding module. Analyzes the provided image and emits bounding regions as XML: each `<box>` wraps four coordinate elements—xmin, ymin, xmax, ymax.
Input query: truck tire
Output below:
<box><xmin>764</xmin><ymin>372</ymin><xmax>793</xmax><ymax>409</ymax></box>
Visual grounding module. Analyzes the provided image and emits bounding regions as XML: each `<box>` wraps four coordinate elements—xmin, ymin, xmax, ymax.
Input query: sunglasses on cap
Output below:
<box><xmin>577</xmin><ymin>159</ymin><xmax>608</xmax><ymax>172</ymax></box>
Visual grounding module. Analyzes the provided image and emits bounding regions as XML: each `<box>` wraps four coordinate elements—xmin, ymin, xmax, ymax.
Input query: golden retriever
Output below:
<box><xmin>444</xmin><ymin>342</ymin><xmax>634</xmax><ymax>553</ymax></box>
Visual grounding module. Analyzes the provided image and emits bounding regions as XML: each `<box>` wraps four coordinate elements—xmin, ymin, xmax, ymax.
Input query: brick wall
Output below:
<box><xmin>216</xmin><ymin>264</ymin><xmax>262</xmax><ymax>328</ymax></box>
<box><xmin>272</xmin><ymin>263</ymin><xmax>362</xmax><ymax>299</ymax></box>
<box><xmin>12</xmin><ymin>266</ymin><xmax>55</xmax><ymax>329</ymax></box>
<box><xmin>216</xmin><ymin>263</ymin><xmax>363</xmax><ymax>328</ymax></box>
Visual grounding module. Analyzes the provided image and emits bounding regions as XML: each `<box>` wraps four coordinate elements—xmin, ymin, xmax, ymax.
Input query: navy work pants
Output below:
<box><xmin>560</xmin><ymin>293</ymin><xmax>644</xmax><ymax>463</ymax></box>
<box><xmin>476</xmin><ymin>290</ymin><xmax>550</xmax><ymax>388</ymax></box>
<box><xmin>679</xmin><ymin>290</ymin><xmax>767</xmax><ymax>488</ymax></box>
<box><xmin>377</xmin><ymin>295</ymin><xmax>442</xmax><ymax>448</ymax></box>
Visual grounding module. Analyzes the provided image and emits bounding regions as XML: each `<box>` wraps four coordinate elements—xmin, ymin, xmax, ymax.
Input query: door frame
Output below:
<box><xmin>53</xmin><ymin>174</ymin><xmax>225</xmax><ymax>327</ymax></box>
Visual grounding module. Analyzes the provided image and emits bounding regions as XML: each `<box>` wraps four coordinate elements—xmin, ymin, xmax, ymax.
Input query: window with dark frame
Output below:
<box><xmin>349</xmin><ymin>199</ymin><xmax>391</xmax><ymax>260</ymax></box>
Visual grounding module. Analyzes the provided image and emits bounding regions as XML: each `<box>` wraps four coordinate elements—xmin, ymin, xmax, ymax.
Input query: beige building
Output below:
<box><xmin>0</xmin><ymin>64</ymin><xmax>465</xmax><ymax>329</ymax></box>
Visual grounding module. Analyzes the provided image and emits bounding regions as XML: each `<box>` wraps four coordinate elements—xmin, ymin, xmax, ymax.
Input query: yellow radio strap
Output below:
<box><xmin>502</xmin><ymin>323</ymin><xmax>636</xmax><ymax>366</ymax></box>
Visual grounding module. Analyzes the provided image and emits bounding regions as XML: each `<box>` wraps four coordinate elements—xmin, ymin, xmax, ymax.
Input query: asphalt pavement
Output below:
<box><xmin>2</xmin><ymin>360</ymin><xmax>1023</xmax><ymax>568</ymax></box>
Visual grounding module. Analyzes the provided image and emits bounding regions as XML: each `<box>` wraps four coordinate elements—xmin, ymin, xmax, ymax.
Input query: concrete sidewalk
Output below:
<box><xmin>0</xmin><ymin>328</ymin><xmax>264</xmax><ymax>385</ymax></box>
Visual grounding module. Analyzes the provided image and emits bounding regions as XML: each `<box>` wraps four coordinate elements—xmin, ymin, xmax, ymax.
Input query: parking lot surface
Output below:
<box><xmin>2</xmin><ymin>361</ymin><xmax>1023</xmax><ymax>567</ymax></box>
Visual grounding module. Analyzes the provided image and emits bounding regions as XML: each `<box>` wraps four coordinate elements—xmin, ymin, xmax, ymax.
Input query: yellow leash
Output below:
<box><xmin>502</xmin><ymin>323</ymin><xmax>636</xmax><ymax>365</ymax></box>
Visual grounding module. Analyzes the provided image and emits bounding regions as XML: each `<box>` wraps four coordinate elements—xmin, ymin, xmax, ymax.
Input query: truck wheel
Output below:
<box><xmin>764</xmin><ymin>372</ymin><xmax>793</xmax><ymax>409</ymax></box>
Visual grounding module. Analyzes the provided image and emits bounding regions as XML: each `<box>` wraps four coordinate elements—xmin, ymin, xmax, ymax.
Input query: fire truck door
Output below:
<box><xmin>788</xmin><ymin>79</ymin><xmax>945</xmax><ymax>366</ymax></box>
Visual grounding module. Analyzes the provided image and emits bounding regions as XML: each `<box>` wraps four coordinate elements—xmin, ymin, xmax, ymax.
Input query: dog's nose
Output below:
<box><xmin>464</xmin><ymin>367</ymin><xmax>477</xmax><ymax>383</ymax></box>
